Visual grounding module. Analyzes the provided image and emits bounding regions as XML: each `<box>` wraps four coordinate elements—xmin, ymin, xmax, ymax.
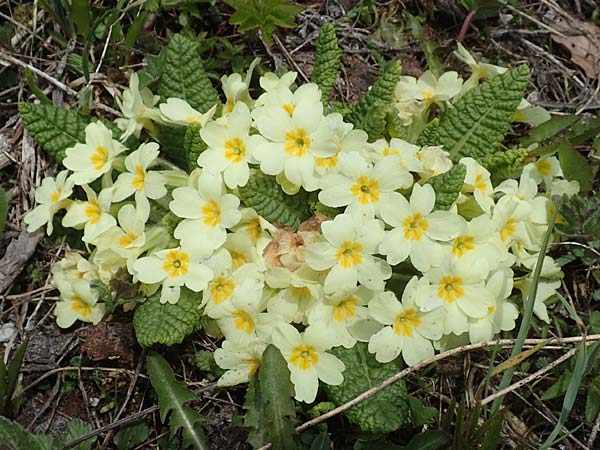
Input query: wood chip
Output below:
<box><xmin>0</xmin><ymin>229</ymin><xmax>43</xmax><ymax>294</ymax></box>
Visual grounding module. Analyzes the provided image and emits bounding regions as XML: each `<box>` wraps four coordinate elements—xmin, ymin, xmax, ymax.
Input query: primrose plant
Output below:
<box><xmin>21</xmin><ymin>28</ymin><xmax>576</xmax><ymax>403</ymax></box>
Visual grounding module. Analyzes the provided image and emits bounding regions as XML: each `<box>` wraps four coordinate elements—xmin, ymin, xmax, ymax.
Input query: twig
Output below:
<box><xmin>481</xmin><ymin>346</ymin><xmax>580</xmax><ymax>406</ymax></box>
<box><xmin>63</xmin><ymin>384</ymin><xmax>217</xmax><ymax>449</ymax></box>
<box><xmin>273</xmin><ymin>34</ymin><xmax>309</xmax><ymax>83</ymax></box>
<box><xmin>0</xmin><ymin>52</ymin><xmax>78</xmax><ymax>96</ymax></box>
<box><xmin>500</xmin><ymin>2</ymin><xmax>567</xmax><ymax>38</ymax></box>
<box><xmin>253</xmin><ymin>334</ymin><xmax>600</xmax><ymax>450</ymax></box>
<box><xmin>588</xmin><ymin>407</ymin><xmax>600</xmax><ymax>448</ymax></box>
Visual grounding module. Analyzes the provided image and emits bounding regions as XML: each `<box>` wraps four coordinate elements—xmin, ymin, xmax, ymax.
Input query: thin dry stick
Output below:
<box><xmin>0</xmin><ymin>52</ymin><xmax>78</xmax><ymax>96</ymax></box>
<box><xmin>253</xmin><ymin>334</ymin><xmax>600</xmax><ymax>450</ymax></box>
<box><xmin>480</xmin><ymin>346</ymin><xmax>580</xmax><ymax>406</ymax></box>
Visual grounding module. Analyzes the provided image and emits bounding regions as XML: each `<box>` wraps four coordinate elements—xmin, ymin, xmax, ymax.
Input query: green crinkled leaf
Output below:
<box><xmin>0</xmin><ymin>416</ymin><xmax>54</xmax><ymax>450</ymax></box>
<box><xmin>416</xmin><ymin>118</ymin><xmax>440</xmax><ymax>146</ymax></box>
<box><xmin>479</xmin><ymin>147</ymin><xmax>529</xmax><ymax>184</ymax></box>
<box><xmin>244</xmin><ymin>345</ymin><xmax>301</xmax><ymax>450</ymax></box>
<box><xmin>157</xmin><ymin>124</ymin><xmax>187</xmax><ymax>171</ymax></box>
<box><xmin>183</xmin><ymin>124</ymin><xmax>206</xmax><ymax>171</ymax></box>
<box><xmin>432</xmin><ymin>65</ymin><xmax>530</xmax><ymax>161</ymax></box>
<box><xmin>311</xmin><ymin>23</ymin><xmax>341</xmax><ymax>100</ymax></box>
<box><xmin>158</xmin><ymin>34</ymin><xmax>219</xmax><ymax>114</ymax></box>
<box><xmin>147</xmin><ymin>351</ymin><xmax>209</xmax><ymax>450</ymax></box>
<box><xmin>133</xmin><ymin>287</ymin><xmax>202</xmax><ymax>347</ymax></box>
<box><xmin>113</xmin><ymin>421</ymin><xmax>150</xmax><ymax>450</ymax></box>
<box><xmin>18</xmin><ymin>103</ymin><xmax>125</xmax><ymax>162</ymax></box>
<box><xmin>238</xmin><ymin>173</ymin><xmax>311</xmax><ymax>229</ymax></box>
<box><xmin>0</xmin><ymin>188</ymin><xmax>8</xmax><ymax>236</ymax></box>
<box><xmin>346</xmin><ymin>60</ymin><xmax>402</xmax><ymax>131</ymax></box>
<box><xmin>427</xmin><ymin>163</ymin><xmax>466</xmax><ymax>211</ymax></box>
<box><xmin>323</xmin><ymin>343</ymin><xmax>409</xmax><ymax>433</ymax></box>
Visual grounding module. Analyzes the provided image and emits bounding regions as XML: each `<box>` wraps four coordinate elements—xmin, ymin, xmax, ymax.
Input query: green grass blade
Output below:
<box><xmin>490</xmin><ymin>198</ymin><xmax>561</xmax><ymax>414</ymax></box>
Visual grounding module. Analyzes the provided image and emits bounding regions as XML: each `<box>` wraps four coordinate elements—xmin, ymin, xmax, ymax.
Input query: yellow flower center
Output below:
<box><xmin>500</xmin><ymin>218</ymin><xmax>516</xmax><ymax>243</ymax></box>
<box><xmin>536</xmin><ymin>159</ymin><xmax>552</xmax><ymax>177</ymax></box>
<box><xmin>437</xmin><ymin>275</ymin><xmax>464</xmax><ymax>303</ymax></box>
<box><xmin>224</xmin><ymin>137</ymin><xmax>247</xmax><ymax>163</ymax></box>
<box><xmin>393</xmin><ymin>307</ymin><xmax>421</xmax><ymax>336</ymax></box>
<box><xmin>383</xmin><ymin>147</ymin><xmax>400</xmax><ymax>156</ymax></box>
<box><xmin>451</xmin><ymin>235</ymin><xmax>476</xmax><ymax>257</ymax></box>
<box><xmin>224</xmin><ymin>98</ymin><xmax>235</xmax><ymax>114</ymax></box>
<box><xmin>315</xmin><ymin>147</ymin><xmax>341</xmax><ymax>168</ymax></box>
<box><xmin>350</xmin><ymin>176</ymin><xmax>380</xmax><ymax>205</ymax></box>
<box><xmin>119</xmin><ymin>232</ymin><xmax>138</xmax><ymax>247</ymax></box>
<box><xmin>50</xmin><ymin>188</ymin><xmax>62</xmax><ymax>203</ymax></box>
<box><xmin>84</xmin><ymin>199</ymin><xmax>102</xmax><ymax>225</ymax></box>
<box><xmin>284</xmin><ymin>128</ymin><xmax>311</xmax><ymax>157</ymax></box>
<box><xmin>403</xmin><ymin>213</ymin><xmax>429</xmax><ymax>240</ymax></box>
<box><xmin>422</xmin><ymin>90</ymin><xmax>434</xmax><ymax>100</ymax></box>
<box><xmin>202</xmin><ymin>200</ymin><xmax>221</xmax><ymax>227</ymax></box>
<box><xmin>289</xmin><ymin>345</ymin><xmax>319</xmax><ymax>370</ymax></box>
<box><xmin>232</xmin><ymin>310</ymin><xmax>255</xmax><ymax>334</ymax></box>
<box><xmin>246</xmin><ymin>218</ymin><xmax>261</xmax><ymax>243</ymax></box>
<box><xmin>332</xmin><ymin>296</ymin><xmax>358</xmax><ymax>322</ymax></box>
<box><xmin>70</xmin><ymin>295</ymin><xmax>91</xmax><ymax>318</ymax></box>
<box><xmin>90</xmin><ymin>145</ymin><xmax>109</xmax><ymax>170</ymax></box>
<box><xmin>335</xmin><ymin>241</ymin><xmax>363</xmax><ymax>268</ymax></box>
<box><xmin>474</xmin><ymin>174</ymin><xmax>487</xmax><ymax>192</ymax></box>
<box><xmin>290</xmin><ymin>286</ymin><xmax>311</xmax><ymax>300</ymax></box>
<box><xmin>283</xmin><ymin>103</ymin><xmax>295</xmax><ymax>116</ymax></box>
<box><xmin>229</xmin><ymin>250</ymin><xmax>247</xmax><ymax>269</ymax></box>
<box><xmin>162</xmin><ymin>249</ymin><xmax>190</xmax><ymax>278</ymax></box>
<box><xmin>209</xmin><ymin>276</ymin><xmax>235</xmax><ymax>304</ymax></box>
<box><xmin>185</xmin><ymin>115</ymin><xmax>201</xmax><ymax>123</ymax></box>
<box><xmin>246</xmin><ymin>357</ymin><xmax>261</xmax><ymax>376</ymax></box>
<box><xmin>132</xmin><ymin>165</ymin><xmax>145</xmax><ymax>191</ymax></box>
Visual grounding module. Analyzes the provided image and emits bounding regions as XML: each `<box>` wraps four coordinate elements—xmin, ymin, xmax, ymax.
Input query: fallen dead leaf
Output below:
<box><xmin>551</xmin><ymin>17</ymin><xmax>600</xmax><ymax>79</ymax></box>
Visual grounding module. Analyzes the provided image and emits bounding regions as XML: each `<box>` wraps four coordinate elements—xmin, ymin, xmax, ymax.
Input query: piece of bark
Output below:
<box><xmin>0</xmin><ymin>229</ymin><xmax>43</xmax><ymax>294</ymax></box>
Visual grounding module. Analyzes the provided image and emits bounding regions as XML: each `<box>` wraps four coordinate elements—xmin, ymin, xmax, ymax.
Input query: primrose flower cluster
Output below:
<box><xmin>25</xmin><ymin>44</ymin><xmax>576</xmax><ymax>403</ymax></box>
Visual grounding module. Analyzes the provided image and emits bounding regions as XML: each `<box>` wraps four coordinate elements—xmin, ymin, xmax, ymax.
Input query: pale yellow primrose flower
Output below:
<box><xmin>523</xmin><ymin>156</ymin><xmax>562</xmax><ymax>188</ymax></box>
<box><xmin>379</xmin><ymin>183</ymin><xmax>464</xmax><ymax>272</ymax></box>
<box><xmin>454</xmin><ymin>43</ymin><xmax>507</xmax><ymax>92</ymax></box>
<box><xmin>133</xmin><ymin>245</ymin><xmax>213</xmax><ymax>304</ymax></box>
<box><xmin>395</xmin><ymin>71</ymin><xmax>463</xmax><ymax>108</ymax></box>
<box><xmin>254</xmin><ymin>77</ymin><xmax>319</xmax><ymax>115</ymax></box>
<box><xmin>63</xmin><ymin>122</ymin><xmax>126</xmax><ymax>185</ymax></box>
<box><xmin>51</xmin><ymin>252</ymin><xmax>99</xmax><ymax>282</ymax></box>
<box><xmin>468</xmin><ymin>270</ymin><xmax>518</xmax><ymax>343</ymax></box>
<box><xmin>24</xmin><ymin>170</ymin><xmax>74</xmax><ymax>235</ymax></box>
<box><xmin>318</xmin><ymin>152</ymin><xmax>413</xmax><ymax>218</ymax></box>
<box><xmin>368</xmin><ymin>277</ymin><xmax>444</xmax><ymax>365</ymax></box>
<box><xmin>94</xmin><ymin>201</ymin><xmax>150</xmax><ymax>273</ymax></box>
<box><xmin>368</xmin><ymin>138</ymin><xmax>423</xmax><ymax>173</ymax></box>
<box><xmin>308</xmin><ymin>285</ymin><xmax>372</xmax><ymax>349</ymax></box>
<box><xmin>514</xmin><ymin>276</ymin><xmax>560</xmax><ymax>324</ymax></box>
<box><xmin>53</xmin><ymin>272</ymin><xmax>104</xmax><ymax>328</ymax></box>
<box><xmin>460</xmin><ymin>157</ymin><xmax>494</xmax><ymax>214</ymax></box>
<box><xmin>266</xmin><ymin>264</ymin><xmax>323</xmax><ymax>324</ymax></box>
<box><xmin>444</xmin><ymin>214</ymin><xmax>506</xmax><ymax>271</ymax></box>
<box><xmin>213</xmin><ymin>290</ymin><xmax>271</xmax><ymax>344</ymax></box>
<box><xmin>112</xmin><ymin>142</ymin><xmax>167</xmax><ymax>203</ymax></box>
<box><xmin>202</xmin><ymin>249</ymin><xmax>264</xmax><ymax>319</ymax></box>
<box><xmin>170</xmin><ymin>172</ymin><xmax>242</xmax><ymax>257</ymax></box>
<box><xmin>214</xmin><ymin>338</ymin><xmax>268</xmax><ymax>386</ymax></box>
<box><xmin>513</xmin><ymin>99</ymin><xmax>551</xmax><ymax>127</ymax></box>
<box><xmin>416</xmin><ymin>145</ymin><xmax>453</xmax><ymax>180</ymax></box>
<box><xmin>62</xmin><ymin>186</ymin><xmax>116</xmax><ymax>244</ymax></box>
<box><xmin>221</xmin><ymin>73</ymin><xmax>253</xmax><ymax>114</ymax></box>
<box><xmin>116</xmin><ymin>72</ymin><xmax>161</xmax><ymax>141</ymax></box>
<box><xmin>422</xmin><ymin>254</ymin><xmax>493</xmax><ymax>335</ymax></box>
<box><xmin>272</xmin><ymin>323</ymin><xmax>345</xmax><ymax>403</ymax></box>
<box><xmin>253</xmin><ymin>85</ymin><xmax>338</xmax><ymax>189</ymax></box>
<box><xmin>309</xmin><ymin>113</ymin><xmax>369</xmax><ymax>180</ymax></box>
<box><xmin>305</xmin><ymin>213</ymin><xmax>391</xmax><ymax>294</ymax></box>
<box><xmin>491</xmin><ymin>196</ymin><xmax>533</xmax><ymax>248</ymax></box>
<box><xmin>198</xmin><ymin>102</ymin><xmax>264</xmax><ymax>188</ymax></box>
<box><xmin>159</xmin><ymin>98</ymin><xmax>216</xmax><ymax>126</ymax></box>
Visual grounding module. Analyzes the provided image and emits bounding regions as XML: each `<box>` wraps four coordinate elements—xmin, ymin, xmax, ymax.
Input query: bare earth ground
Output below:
<box><xmin>1</xmin><ymin>1</ymin><xmax>599</xmax><ymax>449</ymax></box>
